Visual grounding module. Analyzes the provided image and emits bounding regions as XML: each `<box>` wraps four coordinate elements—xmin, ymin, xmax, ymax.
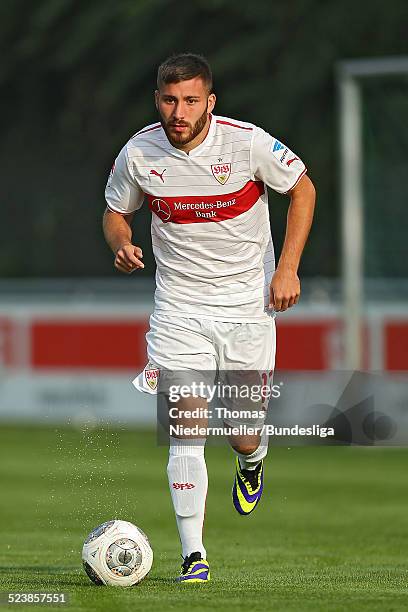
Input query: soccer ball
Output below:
<box><xmin>82</xmin><ymin>519</ymin><xmax>153</xmax><ymax>586</ymax></box>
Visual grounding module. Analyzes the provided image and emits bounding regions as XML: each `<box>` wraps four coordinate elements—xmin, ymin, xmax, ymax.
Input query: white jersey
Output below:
<box><xmin>105</xmin><ymin>114</ymin><xmax>306</xmax><ymax>322</ymax></box>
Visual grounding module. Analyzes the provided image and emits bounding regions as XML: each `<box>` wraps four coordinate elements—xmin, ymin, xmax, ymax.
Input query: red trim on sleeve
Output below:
<box><xmin>285</xmin><ymin>167</ymin><xmax>307</xmax><ymax>193</ymax></box>
<box><xmin>216</xmin><ymin>120</ymin><xmax>253</xmax><ymax>131</ymax></box>
<box><xmin>106</xmin><ymin>204</ymin><xmax>135</xmax><ymax>215</ymax></box>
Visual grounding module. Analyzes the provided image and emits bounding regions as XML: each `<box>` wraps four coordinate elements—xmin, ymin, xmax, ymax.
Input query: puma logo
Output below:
<box><xmin>150</xmin><ymin>169</ymin><xmax>166</xmax><ymax>183</ymax></box>
<box><xmin>287</xmin><ymin>157</ymin><xmax>299</xmax><ymax>166</ymax></box>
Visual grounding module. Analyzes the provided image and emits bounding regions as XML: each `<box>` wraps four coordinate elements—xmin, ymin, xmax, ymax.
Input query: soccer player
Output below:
<box><xmin>103</xmin><ymin>53</ymin><xmax>316</xmax><ymax>583</ymax></box>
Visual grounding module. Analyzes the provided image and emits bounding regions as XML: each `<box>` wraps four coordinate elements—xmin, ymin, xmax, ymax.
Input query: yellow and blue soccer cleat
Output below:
<box><xmin>175</xmin><ymin>551</ymin><xmax>210</xmax><ymax>583</ymax></box>
<box><xmin>232</xmin><ymin>457</ymin><xmax>264</xmax><ymax>515</ymax></box>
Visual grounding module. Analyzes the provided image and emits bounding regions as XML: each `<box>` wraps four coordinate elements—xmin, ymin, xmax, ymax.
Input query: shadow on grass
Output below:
<box><xmin>0</xmin><ymin>567</ymin><xmax>177</xmax><ymax>589</ymax></box>
<box><xmin>0</xmin><ymin>566</ymin><xmax>85</xmax><ymax>588</ymax></box>
<box><xmin>145</xmin><ymin>576</ymin><xmax>178</xmax><ymax>585</ymax></box>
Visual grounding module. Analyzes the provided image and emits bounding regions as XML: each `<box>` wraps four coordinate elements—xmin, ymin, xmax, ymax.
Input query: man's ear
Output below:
<box><xmin>154</xmin><ymin>90</ymin><xmax>159</xmax><ymax>110</ymax></box>
<box><xmin>207</xmin><ymin>93</ymin><xmax>216</xmax><ymax>114</ymax></box>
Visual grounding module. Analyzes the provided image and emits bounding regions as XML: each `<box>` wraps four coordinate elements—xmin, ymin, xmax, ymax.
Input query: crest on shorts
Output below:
<box><xmin>144</xmin><ymin>363</ymin><xmax>160</xmax><ymax>390</ymax></box>
<box><xmin>211</xmin><ymin>163</ymin><xmax>231</xmax><ymax>185</ymax></box>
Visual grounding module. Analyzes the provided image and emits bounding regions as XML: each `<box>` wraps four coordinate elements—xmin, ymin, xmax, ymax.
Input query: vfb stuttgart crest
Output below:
<box><xmin>211</xmin><ymin>163</ymin><xmax>231</xmax><ymax>185</ymax></box>
<box><xmin>144</xmin><ymin>364</ymin><xmax>160</xmax><ymax>390</ymax></box>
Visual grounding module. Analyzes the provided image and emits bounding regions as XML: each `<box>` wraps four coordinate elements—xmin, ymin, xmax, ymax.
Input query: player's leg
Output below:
<box><xmin>229</xmin><ymin>429</ymin><xmax>267</xmax><ymax>467</ymax></box>
<box><xmin>215</xmin><ymin>318</ymin><xmax>276</xmax><ymax>515</ymax></box>
<box><xmin>167</xmin><ymin>394</ymin><xmax>210</xmax><ymax>582</ymax></box>
<box><xmin>229</xmin><ymin>428</ymin><xmax>268</xmax><ymax>515</ymax></box>
<box><xmin>140</xmin><ymin>313</ymin><xmax>215</xmax><ymax>581</ymax></box>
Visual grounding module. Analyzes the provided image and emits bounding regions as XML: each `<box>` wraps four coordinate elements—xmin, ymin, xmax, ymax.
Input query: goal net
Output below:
<box><xmin>338</xmin><ymin>57</ymin><xmax>408</xmax><ymax>369</ymax></box>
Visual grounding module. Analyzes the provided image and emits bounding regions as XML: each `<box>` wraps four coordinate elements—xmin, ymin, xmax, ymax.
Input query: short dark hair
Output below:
<box><xmin>157</xmin><ymin>53</ymin><xmax>213</xmax><ymax>93</ymax></box>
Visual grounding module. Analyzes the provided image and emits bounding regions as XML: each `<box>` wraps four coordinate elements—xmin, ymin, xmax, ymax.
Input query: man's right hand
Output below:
<box><xmin>114</xmin><ymin>243</ymin><xmax>144</xmax><ymax>274</ymax></box>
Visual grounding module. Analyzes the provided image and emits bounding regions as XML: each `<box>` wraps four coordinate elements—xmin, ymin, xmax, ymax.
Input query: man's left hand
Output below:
<box><xmin>269</xmin><ymin>268</ymin><xmax>300</xmax><ymax>312</ymax></box>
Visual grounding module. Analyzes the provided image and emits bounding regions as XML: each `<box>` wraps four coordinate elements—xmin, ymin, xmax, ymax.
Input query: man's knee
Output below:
<box><xmin>229</xmin><ymin>432</ymin><xmax>261</xmax><ymax>455</ymax></box>
<box><xmin>230</xmin><ymin>442</ymin><xmax>259</xmax><ymax>455</ymax></box>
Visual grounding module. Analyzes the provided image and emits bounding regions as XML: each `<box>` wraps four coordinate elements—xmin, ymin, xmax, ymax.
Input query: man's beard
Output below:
<box><xmin>161</xmin><ymin>108</ymin><xmax>208</xmax><ymax>148</ymax></box>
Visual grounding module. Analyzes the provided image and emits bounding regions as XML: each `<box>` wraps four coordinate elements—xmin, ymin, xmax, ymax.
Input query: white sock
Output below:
<box><xmin>167</xmin><ymin>437</ymin><xmax>207</xmax><ymax>559</ymax></box>
<box><xmin>235</xmin><ymin>430</ymin><xmax>269</xmax><ymax>470</ymax></box>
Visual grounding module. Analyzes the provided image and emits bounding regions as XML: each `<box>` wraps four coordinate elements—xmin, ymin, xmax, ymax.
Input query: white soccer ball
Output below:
<box><xmin>82</xmin><ymin>519</ymin><xmax>153</xmax><ymax>587</ymax></box>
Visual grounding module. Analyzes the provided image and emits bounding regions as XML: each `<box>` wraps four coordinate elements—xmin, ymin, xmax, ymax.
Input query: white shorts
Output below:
<box><xmin>133</xmin><ymin>313</ymin><xmax>276</xmax><ymax>428</ymax></box>
<box><xmin>144</xmin><ymin>312</ymin><xmax>276</xmax><ymax>372</ymax></box>
<box><xmin>146</xmin><ymin>314</ymin><xmax>276</xmax><ymax>371</ymax></box>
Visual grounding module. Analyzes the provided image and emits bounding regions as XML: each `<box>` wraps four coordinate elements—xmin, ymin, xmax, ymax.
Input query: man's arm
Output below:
<box><xmin>270</xmin><ymin>174</ymin><xmax>316</xmax><ymax>312</ymax></box>
<box><xmin>102</xmin><ymin>208</ymin><xmax>144</xmax><ymax>274</ymax></box>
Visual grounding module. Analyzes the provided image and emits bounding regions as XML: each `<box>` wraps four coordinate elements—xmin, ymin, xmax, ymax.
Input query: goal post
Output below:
<box><xmin>336</xmin><ymin>56</ymin><xmax>408</xmax><ymax>370</ymax></box>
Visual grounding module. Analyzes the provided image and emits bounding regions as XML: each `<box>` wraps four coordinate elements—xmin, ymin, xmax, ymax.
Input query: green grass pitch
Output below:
<box><xmin>0</xmin><ymin>425</ymin><xmax>407</xmax><ymax>611</ymax></box>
